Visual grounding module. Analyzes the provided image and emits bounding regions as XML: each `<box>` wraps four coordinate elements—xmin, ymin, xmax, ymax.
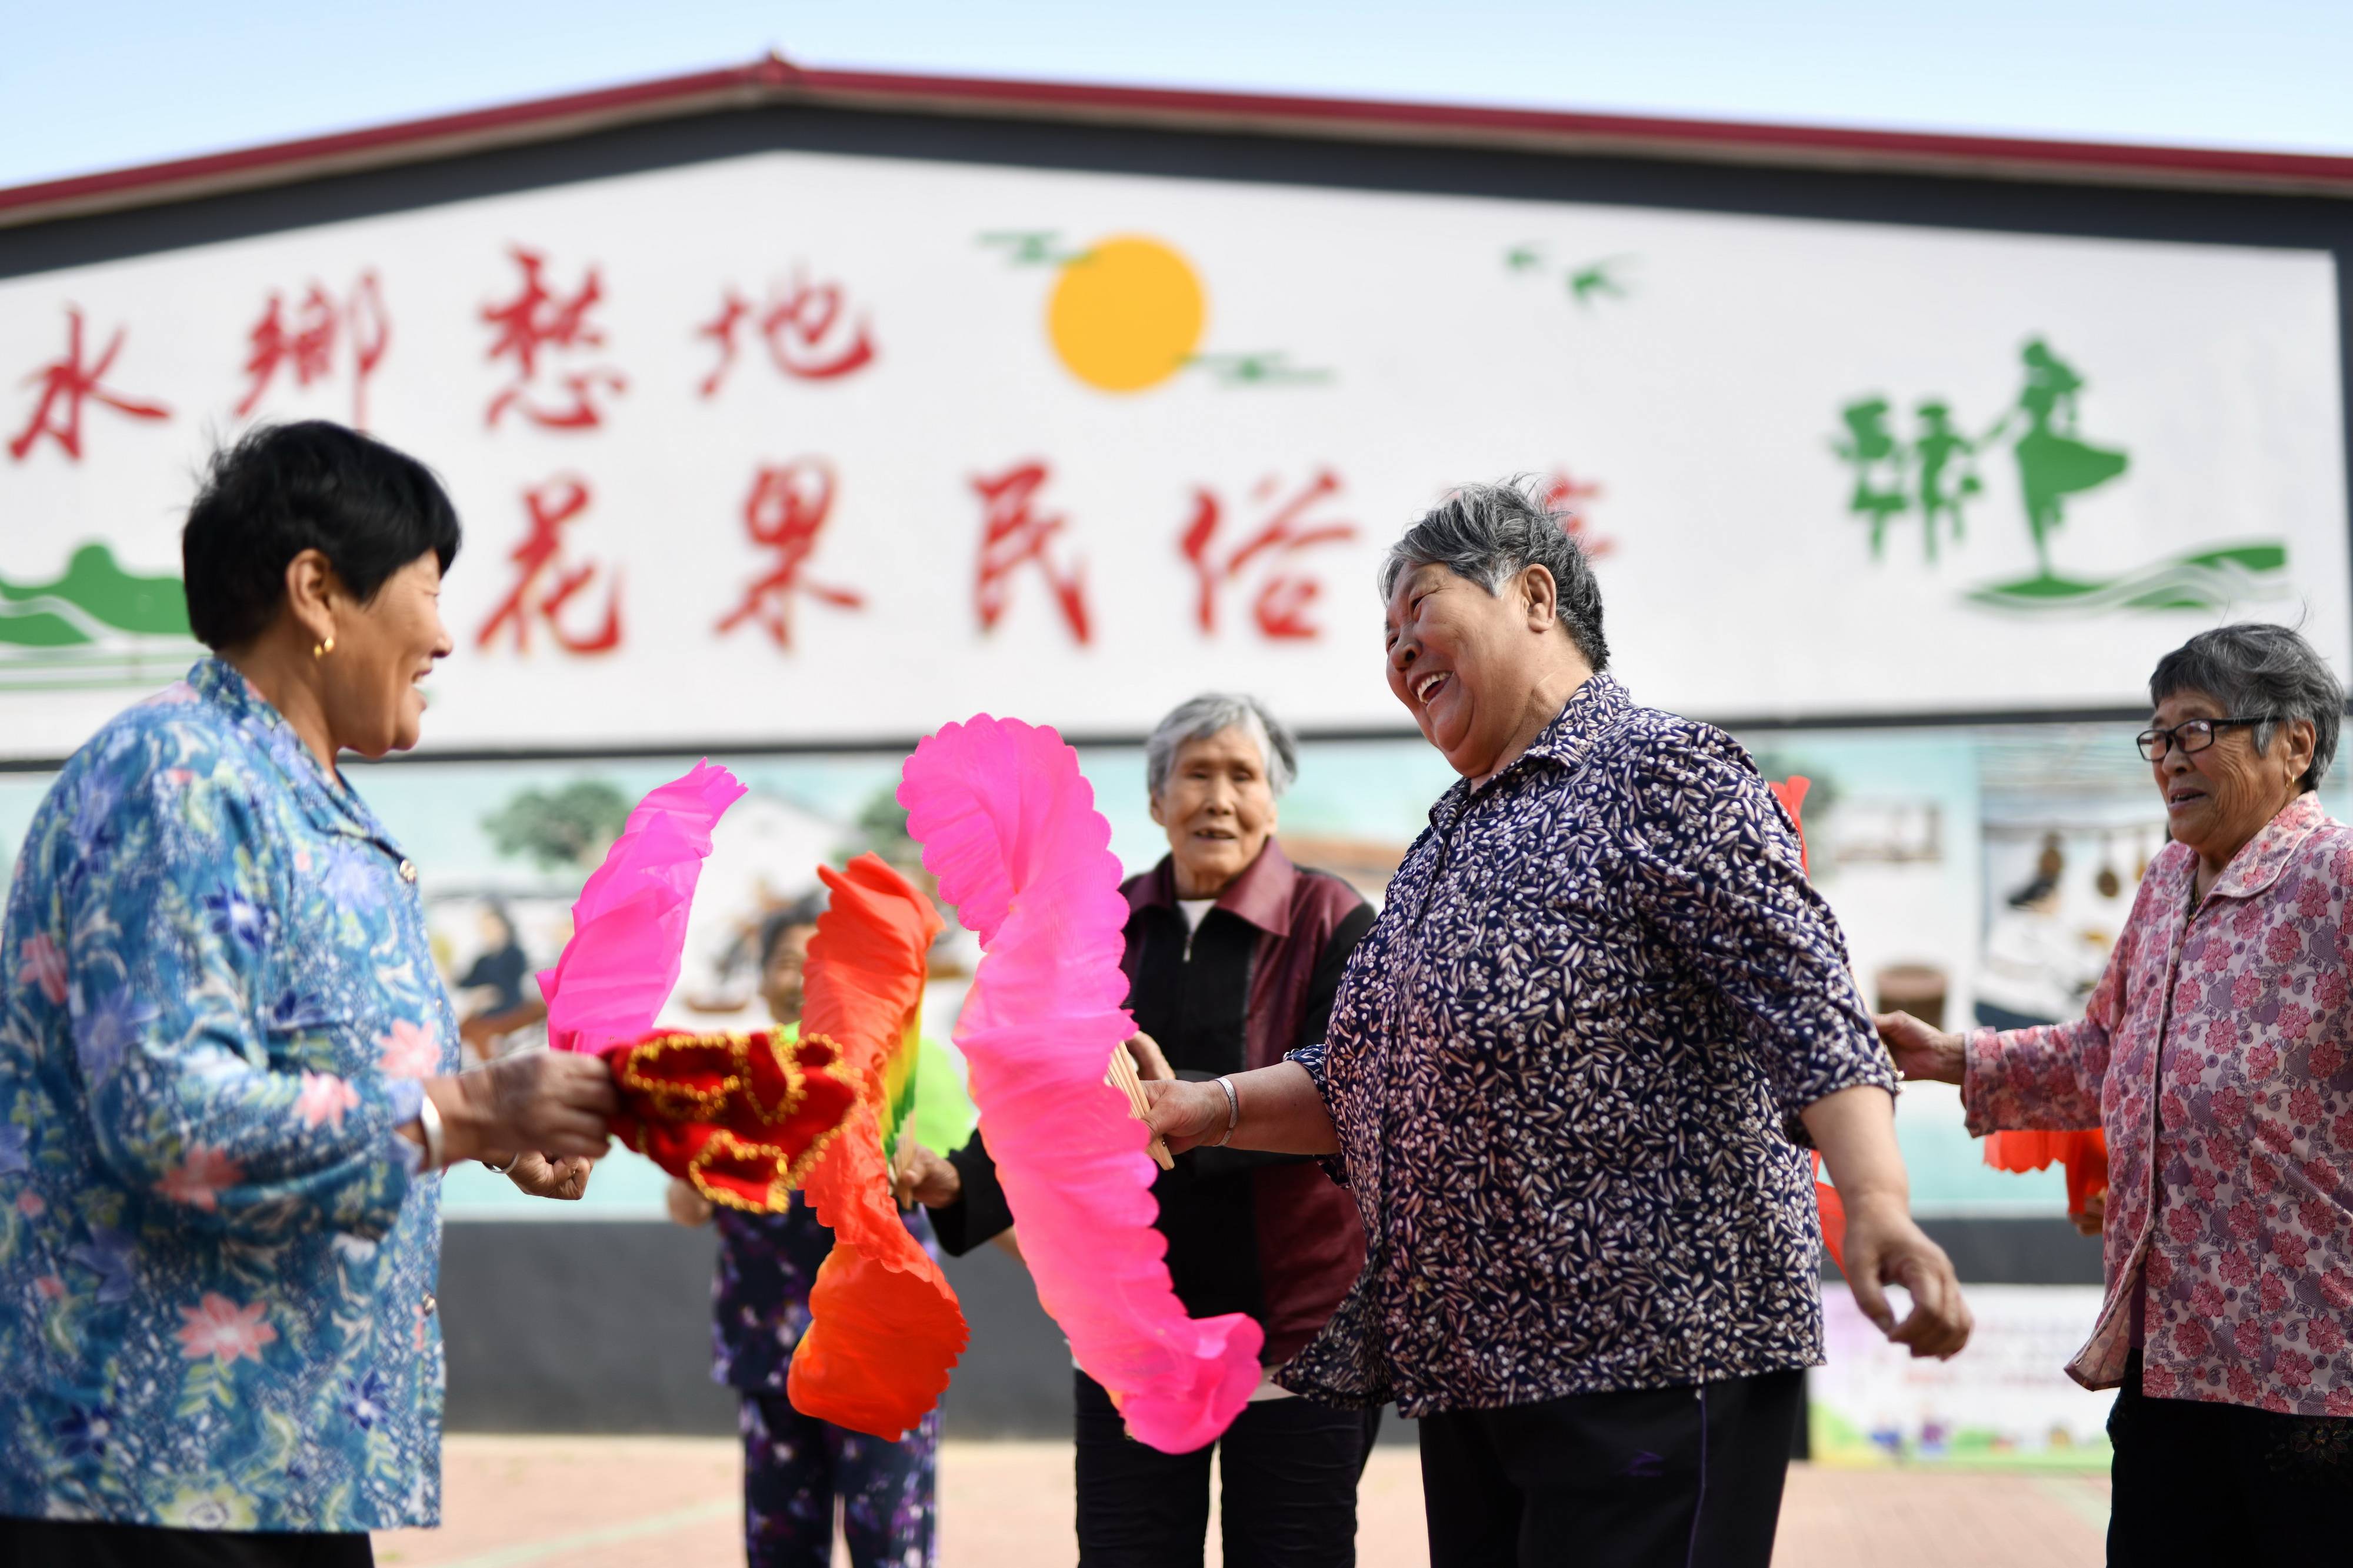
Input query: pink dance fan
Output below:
<box><xmin>899</xmin><ymin>717</ymin><xmax>1263</xmax><ymax>1453</ymax></box>
<box><xmin>539</xmin><ymin>760</ymin><xmax>748</xmax><ymax>1053</ymax></box>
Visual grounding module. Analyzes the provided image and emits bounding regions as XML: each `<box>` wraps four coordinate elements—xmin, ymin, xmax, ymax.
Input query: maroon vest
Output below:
<box><xmin>1121</xmin><ymin>843</ymin><xmax>1371</xmax><ymax>1364</ymax></box>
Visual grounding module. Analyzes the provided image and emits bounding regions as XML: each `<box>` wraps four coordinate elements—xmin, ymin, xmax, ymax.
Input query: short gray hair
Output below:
<box><xmin>1378</xmin><ymin>478</ymin><xmax>1609</xmax><ymax>669</ymax></box>
<box><xmin>2151</xmin><ymin>623</ymin><xmax>2343</xmax><ymax>792</ymax></box>
<box><xmin>1145</xmin><ymin>693</ymin><xmax>1298</xmax><ymax>799</ymax></box>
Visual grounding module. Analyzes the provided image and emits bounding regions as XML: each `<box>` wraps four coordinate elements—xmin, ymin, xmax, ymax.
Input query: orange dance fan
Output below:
<box><xmin>785</xmin><ymin>854</ymin><xmax>971</xmax><ymax>1440</ymax></box>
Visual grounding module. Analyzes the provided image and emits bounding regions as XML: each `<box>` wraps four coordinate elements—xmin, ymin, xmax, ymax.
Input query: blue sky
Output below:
<box><xmin>4</xmin><ymin>1</ymin><xmax>2350</xmax><ymax>192</ymax></box>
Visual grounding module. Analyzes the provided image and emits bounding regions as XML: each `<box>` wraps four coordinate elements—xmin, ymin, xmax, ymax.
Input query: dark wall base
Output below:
<box><xmin>438</xmin><ymin>1222</ymin><xmax>1095</xmax><ymax>1439</ymax></box>
<box><xmin>439</xmin><ymin>1216</ymin><xmax>2099</xmax><ymax>1436</ymax></box>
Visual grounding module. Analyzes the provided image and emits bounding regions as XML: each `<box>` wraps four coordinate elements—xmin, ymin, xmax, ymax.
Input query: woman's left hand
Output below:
<box><xmin>505</xmin><ymin>1152</ymin><xmax>595</xmax><ymax>1201</ymax></box>
<box><xmin>1839</xmin><ymin>1193</ymin><xmax>1973</xmax><ymax>1359</ymax></box>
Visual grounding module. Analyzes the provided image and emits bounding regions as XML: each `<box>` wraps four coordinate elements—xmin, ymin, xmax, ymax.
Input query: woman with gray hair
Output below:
<box><xmin>1879</xmin><ymin>623</ymin><xmax>2353</xmax><ymax>1564</ymax></box>
<box><xmin>898</xmin><ymin>693</ymin><xmax>1381</xmax><ymax>1566</ymax></box>
<box><xmin>1148</xmin><ymin>478</ymin><xmax>1970</xmax><ymax>1567</ymax></box>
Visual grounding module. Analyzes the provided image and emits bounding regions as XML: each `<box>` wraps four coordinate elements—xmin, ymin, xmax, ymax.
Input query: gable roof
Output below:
<box><xmin>7</xmin><ymin>52</ymin><xmax>2353</xmax><ymax>232</ymax></box>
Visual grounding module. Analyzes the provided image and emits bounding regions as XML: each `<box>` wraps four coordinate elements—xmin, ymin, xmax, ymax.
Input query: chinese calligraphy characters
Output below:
<box><xmin>482</xmin><ymin>248</ymin><xmax>626</xmax><ymax>431</ymax></box>
<box><xmin>236</xmin><ymin>273</ymin><xmax>391</xmax><ymax>428</ymax></box>
<box><xmin>715</xmin><ymin>461</ymin><xmax>864</xmax><ymax>648</ymax></box>
<box><xmin>972</xmin><ymin>461</ymin><xmax>1091</xmax><ymax>646</ymax></box>
<box><xmin>696</xmin><ymin>271</ymin><xmax>876</xmax><ymax>396</ymax></box>
<box><xmin>475</xmin><ymin>477</ymin><xmax>622</xmax><ymax>655</ymax></box>
<box><xmin>8</xmin><ymin>308</ymin><xmax>172</xmax><ymax>463</ymax></box>
<box><xmin>1179</xmin><ymin>469</ymin><xmax>1357</xmax><ymax>640</ymax></box>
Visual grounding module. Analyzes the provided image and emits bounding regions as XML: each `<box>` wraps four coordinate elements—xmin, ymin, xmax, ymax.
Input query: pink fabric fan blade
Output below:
<box><xmin>539</xmin><ymin>760</ymin><xmax>747</xmax><ymax>1053</ymax></box>
<box><xmin>899</xmin><ymin>716</ymin><xmax>1263</xmax><ymax>1454</ymax></box>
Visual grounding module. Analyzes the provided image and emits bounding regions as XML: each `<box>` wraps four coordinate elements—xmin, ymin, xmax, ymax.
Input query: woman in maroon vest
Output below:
<box><xmin>898</xmin><ymin>692</ymin><xmax>1378</xmax><ymax>1567</ymax></box>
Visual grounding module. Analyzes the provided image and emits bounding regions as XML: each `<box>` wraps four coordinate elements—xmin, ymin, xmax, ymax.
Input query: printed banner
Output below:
<box><xmin>1813</xmin><ymin>1285</ymin><xmax>2114</xmax><ymax>1470</ymax></box>
<box><xmin>1</xmin><ymin>149</ymin><xmax>2344</xmax><ymax>758</ymax></box>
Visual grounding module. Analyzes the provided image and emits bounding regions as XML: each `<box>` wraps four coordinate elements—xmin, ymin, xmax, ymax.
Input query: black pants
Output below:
<box><xmin>1074</xmin><ymin>1369</ymin><xmax>1378</xmax><ymax>1567</ymax></box>
<box><xmin>0</xmin><ymin>1518</ymin><xmax>371</xmax><ymax>1567</ymax></box>
<box><xmin>2107</xmin><ymin>1353</ymin><xmax>2353</xmax><ymax>1565</ymax></box>
<box><xmin>1415</xmin><ymin>1369</ymin><xmax>1804</xmax><ymax>1568</ymax></box>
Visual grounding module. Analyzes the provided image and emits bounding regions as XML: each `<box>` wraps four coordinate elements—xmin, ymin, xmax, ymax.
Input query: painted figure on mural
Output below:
<box><xmin>1997</xmin><ymin>338</ymin><xmax>2131</xmax><ymax>581</ymax></box>
<box><xmin>1911</xmin><ymin>400</ymin><xmax>1980</xmax><ymax>558</ymax></box>
<box><xmin>1835</xmin><ymin>338</ymin><xmax>2128</xmax><ymax>582</ymax></box>
<box><xmin>1833</xmin><ymin>395</ymin><xmax>1911</xmax><ymax>559</ymax></box>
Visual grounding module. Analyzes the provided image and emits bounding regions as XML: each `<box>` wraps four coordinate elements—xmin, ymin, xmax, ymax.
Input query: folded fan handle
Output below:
<box><xmin>1106</xmin><ymin>1043</ymin><xmax>1176</xmax><ymax>1170</ymax></box>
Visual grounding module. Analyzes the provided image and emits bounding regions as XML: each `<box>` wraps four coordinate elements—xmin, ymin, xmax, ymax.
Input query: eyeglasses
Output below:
<box><xmin>2136</xmin><ymin>716</ymin><xmax>2274</xmax><ymax>762</ymax></box>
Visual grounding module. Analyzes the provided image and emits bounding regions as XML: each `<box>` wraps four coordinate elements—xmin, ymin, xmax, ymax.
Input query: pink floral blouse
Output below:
<box><xmin>1965</xmin><ymin>792</ymin><xmax>2353</xmax><ymax>1417</ymax></box>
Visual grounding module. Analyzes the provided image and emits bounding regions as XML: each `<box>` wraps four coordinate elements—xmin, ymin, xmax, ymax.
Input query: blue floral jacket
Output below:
<box><xmin>0</xmin><ymin>660</ymin><xmax>452</xmax><ymax>1532</ymax></box>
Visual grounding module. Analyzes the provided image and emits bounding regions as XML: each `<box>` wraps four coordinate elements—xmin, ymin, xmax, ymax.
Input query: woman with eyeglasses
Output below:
<box><xmin>1878</xmin><ymin>623</ymin><xmax>2353</xmax><ymax>1564</ymax></box>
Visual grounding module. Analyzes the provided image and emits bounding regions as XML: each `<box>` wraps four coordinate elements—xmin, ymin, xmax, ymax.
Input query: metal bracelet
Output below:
<box><xmin>415</xmin><ymin>1092</ymin><xmax>446</xmax><ymax>1170</ymax></box>
<box><xmin>482</xmin><ymin>1152</ymin><xmax>522</xmax><ymax>1175</ymax></box>
<box><xmin>1208</xmin><ymin>1075</ymin><xmax>1240</xmax><ymax>1147</ymax></box>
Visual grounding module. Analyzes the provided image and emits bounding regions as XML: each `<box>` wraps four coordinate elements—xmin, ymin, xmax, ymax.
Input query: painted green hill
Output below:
<box><xmin>0</xmin><ymin>543</ymin><xmax>190</xmax><ymax>648</ymax></box>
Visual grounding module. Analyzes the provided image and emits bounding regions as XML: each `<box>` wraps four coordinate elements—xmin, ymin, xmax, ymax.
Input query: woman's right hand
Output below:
<box><xmin>430</xmin><ymin>1050</ymin><xmax>616</xmax><ymax>1165</ymax></box>
<box><xmin>892</xmin><ymin>1141</ymin><xmax>963</xmax><ymax>1209</ymax></box>
<box><xmin>1142</xmin><ymin>1077</ymin><xmax>1232</xmax><ymax>1155</ymax></box>
<box><xmin>1872</xmin><ymin>1011</ymin><xmax>1966</xmax><ymax>1085</ymax></box>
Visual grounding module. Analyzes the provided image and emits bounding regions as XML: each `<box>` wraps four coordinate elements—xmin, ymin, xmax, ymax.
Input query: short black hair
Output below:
<box><xmin>2150</xmin><ymin>623</ymin><xmax>2343</xmax><ymax>793</ymax></box>
<box><xmin>182</xmin><ymin>421</ymin><xmax>461</xmax><ymax>650</ymax></box>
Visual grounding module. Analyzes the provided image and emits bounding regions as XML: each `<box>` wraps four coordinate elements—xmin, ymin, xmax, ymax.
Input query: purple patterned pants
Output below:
<box><xmin>741</xmin><ymin>1393</ymin><xmax>939</xmax><ymax>1568</ymax></box>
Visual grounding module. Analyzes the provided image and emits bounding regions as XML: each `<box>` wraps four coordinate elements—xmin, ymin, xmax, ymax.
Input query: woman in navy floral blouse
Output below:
<box><xmin>0</xmin><ymin>423</ymin><xmax>617</xmax><ymax>1568</ymax></box>
<box><xmin>1149</xmin><ymin>481</ymin><xmax>1972</xmax><ymax>1568</ymax></box>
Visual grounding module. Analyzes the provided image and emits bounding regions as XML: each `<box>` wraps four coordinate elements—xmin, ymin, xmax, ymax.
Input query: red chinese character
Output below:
<box><xmin>714</xmin><ymin>459</ymin><xmax>864</xmax><ymax>648</ymax></box>
<box><xmin>1542</xmin><ymin>468</ymin><xmax>1615</xmax><ymax>559</ymax></box>
<box><xmin>235</xmin><ymin>272</ymin><xmax>391</xmax><ymax>428</ymax></box>
<box><xmin>481</xmin><ymin>247</ymin><xmax>626</xmax><ymax>431</ymax></box>
<box><xmin>8</xmin><ymin>307</ymin><xmax>172</xmax><ymax>463</ymax></box>
<box><xmin>696</xmin><ymin>269</ymin><xmax>876</xmax><ymax>397</ymax></box>
<box><xmin>971</xmin><ymin>461</ymin><xmax>1090</xmax><ymax>645</ymax></box>
<box><xmin>475</xmin><ymin>476</ymin><xmax>622</xmax><ymax>655</ymax></box>
<box><xmin>1179</xmin><ymin>468</ymin><xmax>1358</xmax><ymax>640</ymax></box>
<box><xmin>347</xmin><ymin>273</ymin><xmax>391</xmax><ymax>427</ymax></box>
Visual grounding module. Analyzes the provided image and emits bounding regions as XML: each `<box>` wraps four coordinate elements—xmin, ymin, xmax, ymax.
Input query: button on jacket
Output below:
<box><xmin>1281</xmin><ymin>673</ymin><xmax>1898</xmax><ymax>1417</ymax></box>
<box><xmin>0</xmin><ymin>660</ymin><xmax>451</xmax><ymax>1530</ymax></box>
<box><xmin>1965</xmin><ymin>792</ymin><xmax>2353</xmax><ymax>1417</ymax></box>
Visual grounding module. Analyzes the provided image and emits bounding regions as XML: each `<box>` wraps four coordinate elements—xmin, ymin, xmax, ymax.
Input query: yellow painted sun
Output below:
<box><xmin>1047</xmin><ymin>235</ymin><xmax>1207</xmax><ymax>393</ymax></box>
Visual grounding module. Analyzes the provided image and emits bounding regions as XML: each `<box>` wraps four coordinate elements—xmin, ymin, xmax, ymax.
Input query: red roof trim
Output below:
<box><xmin>7</xmin><ymin>53</ymin><xmax>2353</xmax><ymax>229</ymax></box>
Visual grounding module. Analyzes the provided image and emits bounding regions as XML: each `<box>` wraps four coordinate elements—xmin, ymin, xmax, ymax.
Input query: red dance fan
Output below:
<box><xmin>597</xmin><ymin>1028</ymin><xmax>859</xmax><ymax>1210</ymax></box>
<box><xmin>1982</xmin><ymin>1127</ymin><xmax>2109</xmax><ymax>1226</ymax></box>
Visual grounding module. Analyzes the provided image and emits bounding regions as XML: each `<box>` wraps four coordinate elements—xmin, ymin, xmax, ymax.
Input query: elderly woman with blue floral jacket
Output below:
<box><xmin>0</xmin><ymin>423</ymin><xmax>614</xmax><ymax>1567</ymax></box>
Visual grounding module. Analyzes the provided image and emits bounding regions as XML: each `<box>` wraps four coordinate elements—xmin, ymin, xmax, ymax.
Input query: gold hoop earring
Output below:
<box><xmin>312</xmin><ymin>637</ymin><xmax>335</xmax><ymax>659</ymax></box>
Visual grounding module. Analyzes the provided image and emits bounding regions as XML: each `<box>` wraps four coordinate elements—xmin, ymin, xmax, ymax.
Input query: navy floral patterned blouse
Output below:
<box><xmin>1279</xmin><ymin>672</ymin><xmax>1897</xmax><ymax>1417</ymax></box>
